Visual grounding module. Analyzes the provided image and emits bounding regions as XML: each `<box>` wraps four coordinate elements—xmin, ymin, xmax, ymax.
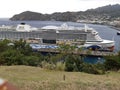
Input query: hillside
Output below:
<box><xmin>10</xmin><ymin>4</ymin><xmax>120</xmax><ymax>21</ymax></box>
<box><xmin>1</xmin><ymin>66</ymin><xmax>120</xmax><ymax>90</ymax></box>
<box><xmin>86</xmin><ymin>4</ymin><xmax>120</xmax><ymax>18</ymax></box>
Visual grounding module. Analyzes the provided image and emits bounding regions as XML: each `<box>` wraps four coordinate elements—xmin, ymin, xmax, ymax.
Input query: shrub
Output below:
<box><xmin>81</xmin><ymin>63</ymin><xmax>105</xmax><ymax>74</ymax></box>
<box><xmin>104</xmin><ymin>57</ymin><xmax>120</xmax><ymax>71</ymax></box>
<box><xmin>65</xmin><ymin>55</ymin><xmax>76</xmax><ymax>71</ymax></box>
<box><xmin>41</xmin><ymin>61</ymin><xmax>56</xmax><ymax>70</ymax></box>
<box><xmin>56</xmin><ymin>62</ymin><xmax>65</xmax><ymax>71</ymax></box>
<box><xmin>65</xmin><ymin>54</ymin><xmax>83</xmax><ymax>72</ymax></box>
<box><xmin>0</xmin><ymin>49</ymin><xmax>24</xmax><ymax>65</ymax></box>
<box><xmin>25</xmin><ymin>56</ymin><xmax>40</xmax><ymax>66</ymax></box>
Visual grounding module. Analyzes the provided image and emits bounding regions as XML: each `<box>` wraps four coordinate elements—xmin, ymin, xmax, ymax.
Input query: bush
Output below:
<box><xmin>104</xmin><ymin>57</ymin><xmax>120</xmax><ymax>71</ymax></box>
<box><xmin>56</xmin><ymin>62</ymin><xmax>65</xmax><ymax>71</ymax></box>
<box><xmin>41</xmin><ymin>61</ymin><xmax>56</xmax><ymax>70</ymax></box>
<box><xmin>0</xmin><ymin>49</ymin><xmax>24</xmax><ymax>65</ymax></box>
<box><xmin>65</xmin><ymin>55</ymin><xmax>76</xmax><ymax>71</ymax></box>
<box><xmin>25</xmin><ymin>56</ymin><xmax>41</xmax><ymax>66</ymax></box>
<box><xmin>65</xmin><ymin>54</ymin><xmax>83</xmax><ymax>72</ymax></box>
<box><xmin>81</xmin><ymin>63</ymin><xmax>105</xmax><ymax>74</ymax></box>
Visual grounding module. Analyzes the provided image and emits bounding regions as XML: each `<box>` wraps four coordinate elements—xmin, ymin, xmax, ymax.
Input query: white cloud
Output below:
<box><xmin>0</xmin><ymin>0</ymin><xmax>120</xmax><ymax>17</ymax></box>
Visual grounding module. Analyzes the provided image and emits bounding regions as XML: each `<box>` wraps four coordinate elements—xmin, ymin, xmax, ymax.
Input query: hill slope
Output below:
<box><xmin>10</xmin><ymin>4</ymin><xmax>120</xmax><ymax>21</ymax></box>
<box><xmin>1</xmin><ymin>66</ymin><xmax>120</xmax><ymax>90</ymax></box>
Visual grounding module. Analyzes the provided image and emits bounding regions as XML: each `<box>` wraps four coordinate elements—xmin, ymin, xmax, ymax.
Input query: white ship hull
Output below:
<box><xmin>84</xmin><ymin>40</ymin><xmax>114</xmax><ymax>51</ymax></box>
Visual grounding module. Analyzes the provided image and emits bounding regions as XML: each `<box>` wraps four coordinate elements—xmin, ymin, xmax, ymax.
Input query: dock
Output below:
<box><xmin>36</xmin><ymin>48</ymin><xmax>117</xmax><ymax>56</ymax></box>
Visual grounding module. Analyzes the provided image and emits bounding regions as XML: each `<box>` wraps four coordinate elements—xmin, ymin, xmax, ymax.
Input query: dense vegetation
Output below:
<box><xmin>0</xmin><ymin>39</ymin><xmax>120</xmax><ymax>75</ymax></box>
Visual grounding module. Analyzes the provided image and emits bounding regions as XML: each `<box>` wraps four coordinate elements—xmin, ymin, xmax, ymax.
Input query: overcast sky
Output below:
<box><xmin>1</xmin><ymin>0</ymin><xmax>120</xmax><ymax>18</ymax></box>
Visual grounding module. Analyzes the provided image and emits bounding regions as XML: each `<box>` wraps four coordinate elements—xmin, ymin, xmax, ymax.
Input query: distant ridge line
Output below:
<box><xmin>10</xmin><ymin>4</ymin><xmax>120</xmax><ymax>21</ymax></box>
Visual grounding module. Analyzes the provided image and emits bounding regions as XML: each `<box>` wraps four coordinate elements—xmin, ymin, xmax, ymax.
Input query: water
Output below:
<box><xmin>84</xmin><ymin>56</ymin><xmax>105</xmax><ymax>64</ymax></box>
<box><xmin>0</xmin><ymin>19</ymin><xmax>119</xmax><ymax>64</ymax></box>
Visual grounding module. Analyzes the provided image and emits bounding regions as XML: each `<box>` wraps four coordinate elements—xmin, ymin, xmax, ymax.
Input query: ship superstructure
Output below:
<box><xmin>0</xmin><ymin>23</ymin><xmax>115</xmax><ymax>51</ymax></box>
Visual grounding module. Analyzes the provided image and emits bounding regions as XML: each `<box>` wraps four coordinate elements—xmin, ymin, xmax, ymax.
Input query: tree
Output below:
<box><xmin>65</xmin><ymin>54</ymin><xmax>83</xmax><ymax>72</ymax></box>
<box><xmin>0</xmin><ymin>39</ymin><xmax>10</xmax><ymax>53</ymax></box>
<box><xmin>0</xmin><ymin>49</ymin><xmax>24</xmax><ymax>65</ymax></box>
<box><xmin>65</xmin><ymin>55</ymin><xmax>75</xmax><ymax>71</ymax></box>
<box><xmin>13</xmin><ymin>39</ymin><xmax>32</xmax><ymax>55</ymax></box>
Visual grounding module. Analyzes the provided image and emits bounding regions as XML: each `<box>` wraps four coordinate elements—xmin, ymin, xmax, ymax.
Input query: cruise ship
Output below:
<box><xmin>0</xmin><ymin>23</ymin><xmax>115</xmax><ymax>51</ymax></box>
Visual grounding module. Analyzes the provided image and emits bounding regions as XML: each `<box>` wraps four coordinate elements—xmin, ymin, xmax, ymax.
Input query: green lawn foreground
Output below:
<box><xmin>0</xmin><ymin>65</ymin><xmax>120</xmax><ymax>90</ymax></box>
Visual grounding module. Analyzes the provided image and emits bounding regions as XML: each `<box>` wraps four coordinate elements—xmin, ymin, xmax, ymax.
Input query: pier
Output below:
<box><xmin>36</xmin><ymin>48</ymin><xmax>117</xmax><ymax>56</ymax></box>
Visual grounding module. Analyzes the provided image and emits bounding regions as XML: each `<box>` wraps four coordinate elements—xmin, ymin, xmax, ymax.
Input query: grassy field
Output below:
<box><xmin>0</xmin><ymin>66</ymin><xmax>120</xmax><ymax>90</ymax></box>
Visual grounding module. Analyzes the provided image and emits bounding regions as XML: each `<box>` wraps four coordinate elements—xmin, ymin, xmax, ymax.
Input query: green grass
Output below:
<box><xmin>0</xmin><ymin>65</ymin><xmax>120</xmax><ymax>90</ymax></box>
